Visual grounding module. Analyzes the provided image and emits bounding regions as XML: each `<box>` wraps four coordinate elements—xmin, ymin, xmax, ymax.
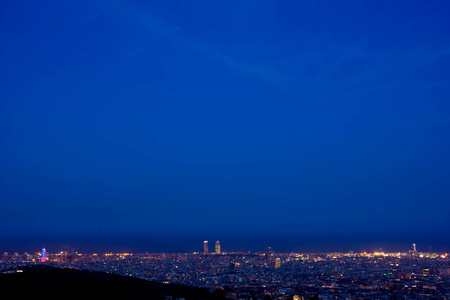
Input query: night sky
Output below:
<box><xmin>1</xmin><ymin>1</ymin><xmax>449</xmax><ymax>253</ymax></box>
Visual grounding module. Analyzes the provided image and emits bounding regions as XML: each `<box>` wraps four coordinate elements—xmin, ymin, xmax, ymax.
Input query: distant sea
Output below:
<box><xmin>1</xmin><ymin>232</ymin><xmax>448</xmax><ymax>254</ymax></box>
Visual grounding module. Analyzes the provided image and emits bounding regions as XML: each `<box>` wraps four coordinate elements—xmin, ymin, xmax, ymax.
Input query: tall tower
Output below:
<box><xmin>215</xmin><ymin>241</ymin><xmax>221</xmax><ymax>254</ymax></box>
<box><xmin>41</xmin><ymin>246</ymin><xmax>47</xmax><ymax>262</ymax></box>
<box><xmin>203</xmin><ymin>241</ymin><xmax>208</xmax><ymax>255</ymax></box>
<box><xmin>412</xmin><ymin>243</ymin><xmax>417</xmax><ymax>253</ymax></box>
<box><xmin>275</xmin><ymin>258</ymin><xmax>281</xmax><ymax>269</ymax></box>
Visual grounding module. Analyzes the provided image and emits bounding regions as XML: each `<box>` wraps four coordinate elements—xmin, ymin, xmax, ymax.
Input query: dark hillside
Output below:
<box><xmin>0</xmin><ymin>265</ymin><xmax>226</xmax><ymax>300</ymax></box>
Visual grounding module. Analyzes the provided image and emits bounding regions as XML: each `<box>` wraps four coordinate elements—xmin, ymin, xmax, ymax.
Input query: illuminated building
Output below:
<box><xmin>41</xmin><ymin>246</ymin><xmax>47</xmax><ymax>262</ymax></box>
<box><xmin>275</xmin><ymin>258</ymin><xmax>281</xmax><ymax>269</ymax></box>
<box><xmin>215</xmin><ymin>241</ymin><xmax>221</xmax><ymax>254</ymax></box>
<box><xmin>409</xmin><ymin>243</ymin><xmax>418</xmax><ymax>258</ymax></box>
<box><xmin>265</xmin><ymin>246</ymin><xmax>273</xmax><ymax>260</ymax></box>
<box><xmin>203</xmin><ymin>241</ymin><xmax>208</xmax><ymax>255</ymax></box>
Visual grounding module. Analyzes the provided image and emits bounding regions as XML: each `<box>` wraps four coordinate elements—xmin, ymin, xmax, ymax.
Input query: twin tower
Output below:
<box><xmin>203</xmin><ymin>240</ymin><xmax>221</xmax><ymax>255</ymax></box>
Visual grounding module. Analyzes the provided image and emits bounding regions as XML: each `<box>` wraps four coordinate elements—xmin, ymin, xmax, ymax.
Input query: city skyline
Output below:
<box><xmin>2</xmin><ymin>241</ymin><xmax>449</xmax><ymax>259</ymax></box>
<box><xmin>3</xmin><ymin>245</ymin><xmax>449</xmax><ymax>299</ymax></box>
<box><xmin>1</xmin><ymin>235</ymin><xmax>447</xmax><ymax>255</ymax></box>
<box><xmin>1</xmin><ymin>1</ymin><xmax>449</xmax><ymax>248</ymax></box>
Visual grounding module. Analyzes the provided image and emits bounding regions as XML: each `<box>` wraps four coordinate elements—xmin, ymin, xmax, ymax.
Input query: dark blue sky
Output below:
<box><xmin>1</xmin><ymin>1</ymin><xmax>449</xmax><ymax>251</ymax></box>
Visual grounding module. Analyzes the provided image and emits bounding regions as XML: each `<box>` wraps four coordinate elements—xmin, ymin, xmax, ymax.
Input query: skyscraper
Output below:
<box><xmin>203</xmin><ymin>241</ymin><xmax>208</xmax><ymax>255</ymax></box>
<box><xmin>215</xmin><ymin>241</ymin><xmax>221</xmax><ymax>254</ymax></box>
<box><xmin>41</xmin><ymin>246</ymin><xmax>47</xmax><ymax>262</ymax></box>
<box><xmin>410</xmin><ymin>243</ymin><xmax>418</xmax><ymax>259</ymax></box>
<box><xmin>275</xmin><ymin>258</ymin><xmax>281</xmax><ymax>269</ymax></box>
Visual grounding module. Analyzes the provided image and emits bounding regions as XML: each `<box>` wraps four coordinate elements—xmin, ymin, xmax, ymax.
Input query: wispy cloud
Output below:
<box><xmin>109</xmin><ymin>1</ymin><xmax>291</xmax><ymax>89</ymax></box>
<box><xmin>85</xmin><ymin>1</ymin><xmax>450</xmax><ymax>99</ymax></box>
<box><xmin>59</xmin><ymin>4</ymin><xmax>114</xmax><ymax>32</ymax></box>
<box><xmin>269</xmin><ymin>40</ymin><xmax>450</xmax><ymax>98</ymax></box>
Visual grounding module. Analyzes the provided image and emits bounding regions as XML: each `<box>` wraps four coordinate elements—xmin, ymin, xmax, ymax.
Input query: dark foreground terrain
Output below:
<box><xmin>0</xmin><ymin>265</ymin><xmax>226</xmax><ymax>300</ymax></box>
